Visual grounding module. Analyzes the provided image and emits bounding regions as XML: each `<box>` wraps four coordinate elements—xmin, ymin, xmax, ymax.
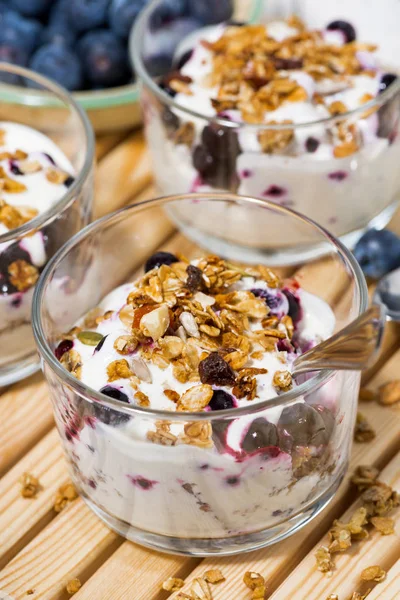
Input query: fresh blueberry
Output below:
<box><xmin>326</xmin><ymin>20</ymin><xmax>356</xmax><ymax>44</ymax></box>
<box><xmin>278</xmin><ymin>403</ymin><xmax>331</xmax><ymax>448</ymax></box>
<box><xmin>209</xmin><ymin>390</ymin><xmax>234</xmax><ymax>410</ymax></box>
<box><xmin>0</xmin><ymin>10</ymin><xmax>43</xmax><ymax>55</ymax></box>
<box><xmin>10</xmin><ymin>0</ymin><xmax>51</xmax><ymax>17</ymax></box>
<box><xmin>379</xmin><ymin>73</ymin><xmax>398</xmax><ymax>94</ymax></box>
<box><xmin>149</xmin><ymin>0</ymin><xmax>189</xmax><ymax>32</ymax></box>
<box><xmin>78</xmin><ymin>30</ymin><xmax>130</xmax><ymax>88</ymax></box>
<box><xmin>48</xmin><ymin>0</ymin><xmax>73</xmax><ymax>27</ymax></box>
<box><xmin>305</xmin><ymin>137</ymin><xmax>320</xmax><ymax>153</ymax></box>
<box><xmin>242</xmin><ymin>418</ymin><xmax>279</xmax><ymax>453</ymax></box>
<box><xmin>95</xmin><ymin>385</ymin><xmax>130</xmax><ymax>426</ymax></box>
<box><xmin>353</xmin><ymin>228</ymin><xmax>400</xmax><ymax>279</ymax></box>
<box><xmin>68</xmin><ymin>0</ymin><xmax>109</xmax><ymax>33</ymax></box>
<box><xmin>29</xmin><ymin>44</ymin><xmax>83</xmax><ymax>91</ymax></box>
<box><xmin>41</xmin><ymin>22</ymin><xmax>76</xmax><ymax>47</ymax></box>
<box><xmin>55</xmin><ymin>339</ymin><xmax>73</xmax><ymax>360</ymax></box>
<box><xmin>282</xmin><ymin>289</ymin><xmax>302</xmax><ymax>323</ymax></box>
<box><xmin>109</xmin><ymin>0</ymin><xmax>148</xmax><ymax>39</ymax></box>
<box><xmin>145</xmin><ymin>251</ymin><xmax>178</xmax><ymax>272</ymax></box>
<box><xmin>188</xmin><ymin>0</ymin><xmax>233</xmax><ymax>24</ymax></box>
<box><xmin>0</xmin><ymin>44</ymin><xmax>29</xmax><ymax>84</ymax></box>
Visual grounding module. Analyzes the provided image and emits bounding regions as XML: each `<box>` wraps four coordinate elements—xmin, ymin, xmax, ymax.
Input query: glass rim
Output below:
<box><xmin>0</xmin><ymin>62</ymin><xmax>95</xmax><ymax>243</ymax></box>
<box><xmin>33</xmin><ymin>192</ymin><xmax>368</xmax><ymax>421</ymax></box>
<box><xmin>130</xmin><ymin>0</ymin><xmax>400</xmax><ymax>132</ymax></box>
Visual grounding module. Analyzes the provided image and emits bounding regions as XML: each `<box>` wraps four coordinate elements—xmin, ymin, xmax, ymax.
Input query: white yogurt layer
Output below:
<box><xmin>145</xmin><ymin>19</ymin><xmax>400</xmax><ymax>242</ymax></box>
<box><xmin>0</xmin><ymin>122</ymin><xmax>74</xmax><ymax>366</ymax></box>
<box><xmin>56</xmin><ymin>259</ymin><xmax>352</xmax><ymax>541</ymax></box>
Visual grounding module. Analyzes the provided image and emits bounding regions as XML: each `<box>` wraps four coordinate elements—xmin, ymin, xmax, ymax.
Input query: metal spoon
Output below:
<box><xmin>373</xmin><ymin>267</ymin><xmax>400</xmax><ymax>322</ymax></box>
<box><xmin>292</xmin><ymin>304</ymin><xmax>385</xmax><ymax>377</ymax></box>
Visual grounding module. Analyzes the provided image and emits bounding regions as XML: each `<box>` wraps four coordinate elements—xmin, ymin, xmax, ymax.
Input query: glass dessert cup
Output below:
<box><xmin>0</xmin><ymin>63</ymin><xmax>94</xmax><ymax>386</ymax></box>
<box><xmin>33</xmin><ymin>193</ymin><xmax>370</xmax><ymax>556</ymax></box>
<box><xmin>132</xmin><ymin>0</ymin><xmax>400</xmax><ymax>263</ymax></box>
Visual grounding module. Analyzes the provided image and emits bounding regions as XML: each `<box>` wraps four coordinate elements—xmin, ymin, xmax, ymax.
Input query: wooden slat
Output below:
<box><xmin>0</xmin><ymin>375</ymin><xmax>51</xmax><ymax>477</ymax></box>
<box><xmin>0</xmin><ymin>499</ymin><xmax>121</xmax><ymax>600</ymax></box>
<box><xmin>95</xmin><ymin>132</ymin><xmax>130</xmax><ymax>161</ymax></box>
<box><xmin>93</xmin><ymin>131</ymin><xmax>152</xmax><ymax>219</ymax></box>
<box><xmin>73</xmin><ymin>544</ymin><xmax>199</xmax><ymax>600</ymax></box>
<box><xmin>0</xmin><ymin>430</ymin><xmax>68</xmax><ymax>570</ymax></box>
<box><xmin>270</xmin><ymin>453</ymin><xmax>400</xmax><ymax>600</ymax></box>
<box><xmin>165</xmin><ymin>348</ymin><xmax>400</xmax><ymax>599</ymax></box>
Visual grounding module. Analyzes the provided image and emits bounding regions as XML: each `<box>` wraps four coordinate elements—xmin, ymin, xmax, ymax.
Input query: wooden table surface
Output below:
<box><xmin>1</xmin><ymin>129</ymin><xmax>400</xmax><ymax>600</ymax></box>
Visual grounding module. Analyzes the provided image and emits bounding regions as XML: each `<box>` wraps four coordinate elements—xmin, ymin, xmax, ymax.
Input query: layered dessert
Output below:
<box><xmin>54</xmin><ymin>252</ymin><xmax>352</xmax><ymax>540</ymax></box>
<box><xmin>0</xmin><ymin>122</ymin><xmax>74</xmax><ymax>366</ymax></box>
<box><xmin>145</xmin><ymin>15</ymin><xmax>400</xmax><ymax>242</ymax></box>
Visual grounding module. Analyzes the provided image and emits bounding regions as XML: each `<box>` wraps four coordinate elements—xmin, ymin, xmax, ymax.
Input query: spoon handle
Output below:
<box><xmin>292</xmin><ymin>304</ymin><xmax>385</xmax><ymax>377</ymax></box>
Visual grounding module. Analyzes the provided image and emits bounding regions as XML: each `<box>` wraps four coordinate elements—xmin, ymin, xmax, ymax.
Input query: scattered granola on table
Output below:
<box><xmin>20</xmin><ymin>472</ymin><xmax>41</xmax><ymax>498</ymax></box>
<box><xmin>162</xmin><ymin>577</ymin><xmax>185</xmax><ymax>592</ymax></box>
<box><xmin>354</xmin><ymin>412</ymin><xmax>376</xmax><ymax>443</ymax></box>
<box><xmin>53</xmin><ymin>481</ymin><xmax>79</xmax><ymax>513</ymax></box>
<box><xmin>378</xmin><ymin>380</ymin><xmax>400</xmax><ymax>405</ymax></box>
<box><xmin>66</xmin><ymin>578</ymin><xmax>81</xmax><ymax>595</ymax></box>
<box><xmin>360</xmin><ymin>565</ymin><xmax>386</xmax><ymax>583</ymax></box>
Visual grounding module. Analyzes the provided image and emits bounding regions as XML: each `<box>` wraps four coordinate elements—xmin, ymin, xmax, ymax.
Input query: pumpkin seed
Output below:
<box><xmin>77</xmin><ymin>331</ymin><xmax>104</xmax><ymax>346</ymax></box>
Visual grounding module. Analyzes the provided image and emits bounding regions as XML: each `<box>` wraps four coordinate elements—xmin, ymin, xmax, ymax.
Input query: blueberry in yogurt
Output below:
<box><xmin>326</xmin><ymin>20</ymin><xmax>356</xmax><ymax>43</ymax></box>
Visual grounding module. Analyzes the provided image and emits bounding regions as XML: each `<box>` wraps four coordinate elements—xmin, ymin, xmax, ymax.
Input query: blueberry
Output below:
<box><xmin>201</xmin><ymin>124</ymin><xmax>240</xmax><ymax>160</ymax></box>
<box><xmin>326</xmin><ymin>20</ymin><xmax>356</xmax><ymax>44</ymax></box>
<box><xmin>0</xmin><ymin>44</ymin><xmax>29</xmax><ymax>84</ymax></box>
<box><xmin>305</xmin><ymin>137</ymin><xmax>320</xmax><ymax>153</ymax></box>
<box><xmin>145</xmin><ymin>251</ymin><xmax>178</xmax><ymax>272</ymax></box>
<box><xmin>10</xmin><ymin>0</ymin><xmax>51</xmax><ymax>17</ymax></box>
<box><xmin>282</xmin><ymin>289</ymin><xmax>302</xmax><ymax>323</ymax></box>
<box><xmin>251</xmin><ymin>288</ymin><xmax>287</xmax><ymax>315</ymax></box>
<box><xmin>193</xmin><ymin>125</ymin><xmax>240</xmax><ymax>188</ymax></box>
<box><xmin>149</xmin><ymin>0</ymin><xmax>189</xmax><ymax>32</ymax></box>
<box><xmin>48</xmin><ymin>0</ymin><xmax>73</xmax><ymax>27</ymax></box>
<box><xmin>278</xmin><ymin>403</ymin><xmax>332</xmax><ymax>448</ymax></box>
<box><xmin>379</xmin><ymin>73</ymin><xmax>398</xmax><ymax>94</ymax></box>
<box><xmin>0</xmin><ymin>10</ymin><xmax>43</xmax><ymax>55</ymax></box>
<box><xmin>109</xmin><ymin>0</ymin><xmax>148</xmax><ymax>39</ymax></box>
<box><xmin>29</xmin><ymin>44</ymin><xmax>83</xmax><ymax>91</ymax></box>
<box><xmin>55</xmin><ymin>339</ymin><xmax>73</xmax><ymax>360</ymax></box>
<box><xmin>193</xmin><ymin>145</ymin><xmax>218</xmax><ymax>179</ymax></box>
<box><xmin>41</xmin><ymin>22</ymin><xmax>76</xmax><ymax>48</ymax></box>
<box><xmin>95</xmin><ymin>385</ymin><xmax>130</xmax><ymax>426</ymax></box>
<box><xmin>353</xmin><ymin>228</ymin><xmax>400</xmax><ymax>279</ymax></box>
<box><xmin>187</xmin><ymin>0</ymin><xmax>233</xmax><ymax>24</ymax></box>
<box><xmin>242</xmin><ymin>418</ymin><xmax>279</xmax><ymax>453</ymax></box>
<box><xmin>68</xmin><ymin>0</ymin><xmax>109</xmax><ymax>33</ymax></box>
<box><xmin>78</xmin><ymin>30</ymin><xmax>130</xmax><ymax>88</ymax></box>
<box><xmin>144</xmin><ymin>17</ymin><xmax>200</xmax><ymax>76</ymax></box>
<box><xmin>209</xmin><ymin>389</ymin><xmax>234</xmax><ymax>410</ymax></box>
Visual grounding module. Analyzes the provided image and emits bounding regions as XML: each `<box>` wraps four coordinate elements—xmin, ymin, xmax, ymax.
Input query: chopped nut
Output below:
<box><xmin>114</xmin><ymin>335</ymin><xmax>138</xmax><ymax>355</ymax></box>
<box><xmin>135</xmin><ymin>391</ymin><xmax>150</xmax><ymax>407</ymax></box>
<box><xmin>107</xmin><ymin>359</ymin><xmax>132</xmax><ymax>382</ymax></box>
<box><xmin>333</xmin><ymin>140</ymin><xmax>359</xmax><ymax>158</ymax></box>
<box><xmin>252</xmin><ymin>585</ymin><xmax>266</xmax><ymax>599</ymax></box>
<box><xmin>0</xmin><ymin>201</ymin><xmax>37</xmax><ymax>229</ymax></box>
<box><xmin>162</xmin><ymin>577</ymin><xmax>185</xmax><ymax>592</ymax></box>
<box><xmin>315</xmin><ymin>546</ymin><xmax>334</xmax><ymax>574</ymax></box>
<box><xmin>119</xmin><ymin>304</ymin><xmax>135</xmax><ymax>328</ymax></box>
<box><xmin>370</xmin><ymin>516</ymin><xmax>395</xmax><ymax>535</ymax></box>
<box><xmin>66</xmin><ymin>578</ymin><xmax>81</xmax><ymax>595</ymax></box>
<box><xmin>243</xmin><ymin>572</ymin><xmax>265</xmax><ymax>590</ymax></box>
<box><xmin>18</xmin><ymin>159</ymin><xmax>42</xmax><ymax>174</ymax></box>
<box><xmin>258</xmin><ymin>120</ymin><xmax>294</xmax><ymax>153</ymax></box>
<box><xmin>180</xmin><ymin>311</ymin><xmax>200</xmax><ymax>338</ymax></box>
<box><xmin>130</xmin><ymin>356</ymin><xmax>152</xmax><ymax>383</ymax></box>
<box><xmin>140</xmin><ymin>304</ymin><xmax>170</xmax><ymax>341</ymax></box>
<box><xmin>194</xmin><ymin>292</ymin><xmax>215</xmax><ymax>309</ymax></box>
<box><xmin>20</xmin><ymin>472</ymin><xmax>41</xmax><ymax>498</ymax></box>
<box><xmin>84</xmin><ymin>307</ymin><xmax>103</xmax><ymax>328</ymax></box>
<box><xmin>204</xmin><ymin>569</ymin><xmax>225</xmax><ymax>584</ymax></box>
<box><xmin>174</xmin><ymin>122</ymin><xmax>195</xmax><ymax>146</ymax></box>
<box><xmin>272</xmin><ymin>370</ymin><xmax>292</xmax><ymax>391</ymax></box>
<box><xmin>178</xmin><ymin>384</ymin><xmax>213</xmax><ymax>411</ymax></box>
<box><xmin>379</xmin><ymin>380</ymin><xmax>400</xmax><ymax>405</ymax></box>
<box><xmin>3</xmin><ymin>176</ymin><xmax>27</xmax><ymax>193</ymax></box>
<box><xmin>60</xmin><ymin>349</ymin><xmax>82</xmax><ymax>379</ymax></box>
<box><xmin>360</xmin><ymin>566</ymin><xmax>386</xmax><ymax>583</ymax></box>
<box><xmin>8</xmin><ymin>260</ymin><xmax>39</xmax><ymax>292</ymax></box>
<box><xmin>159</xmin><ymin>335</ymin><xmax>184</xmax><ymax>359</ymax></box>
<box><xmin>329</xmin><ymin>100</ymin><xmax>348</xmax><ymax>115</ymax></box>
<box><xmin>164</xmin><ymin>389</ymin><xmax>180</xmax><ymax>403</ymax></box>
<box><xmin>354</xmin><ymin>412</ymin><xmax>375</xmax><ymax>443</ymax></box>
<box><xmin>359</xmin><ymin>388</ymin><xmax>376</xmax><ymax>403</ymax></box>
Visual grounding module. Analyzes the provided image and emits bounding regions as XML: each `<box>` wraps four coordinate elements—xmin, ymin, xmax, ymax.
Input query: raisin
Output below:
<box><xmin>144</xmin><ymin>251</ymin><xmax>178</xmax><ymax>272</ymax></box>
<box><xmin>55</xmin><ymin>339</ymin><xmax>73</xmax><ymax>360</ymax></box>
<box><xmin>199</xmin><ymin>352</ymin><xmax>236</xmax><ymax>386</ymax></box>
<box><xmin>186</xmin><ymin>264</ymin><xmax>205</xmax><ymax>291</ymax></box>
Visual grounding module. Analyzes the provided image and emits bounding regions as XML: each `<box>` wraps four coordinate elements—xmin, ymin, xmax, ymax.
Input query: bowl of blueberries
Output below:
<box><xmin>0</xmin><ymin>0</ymin><xmax>262</xmax><ymax>132</ymax></box>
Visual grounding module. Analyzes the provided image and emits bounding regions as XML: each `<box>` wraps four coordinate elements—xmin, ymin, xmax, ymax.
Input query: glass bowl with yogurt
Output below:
<box><xmin>132</xmin><ymin>0</ymin><xmax>400</xmax><ymax>262</ymax></box>
<box><xmin>0</xmin><ymin>63</ymin><xmax>94</xmax><ymax>386</ymax></box>
<box><xmin>32</xmin><ymin>193</ymin><xmax>370</xmax><ymax>556</ymax></box>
